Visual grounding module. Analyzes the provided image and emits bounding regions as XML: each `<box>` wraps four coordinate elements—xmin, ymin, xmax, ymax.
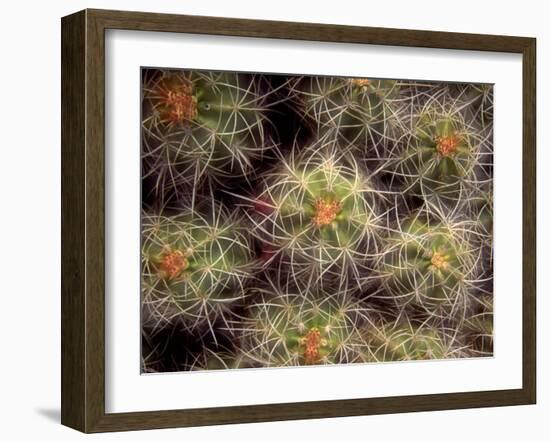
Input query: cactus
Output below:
<box><xmin>464</xmin><ymin>295</ymin><xmax>493</xmax><ymax>356</ymax></box>
<box><xmin>457</xmin><ymin>83</ymin><xmax>494</xmax><ymax>129</ymax></box>
<box><xmin>388</xmin><ymin>105</ymin><xmax>486</xmax><ymax>211</ymax></box>
<box><xmin>240</xmin><ymin>285</ymin><xmax>369</xmax><ymax>367</ymax></box>
<box><xmin>377</xmin><ymin>211</ymin><xmax>481</xmax><ymax>315</ymax></box>
<box><xmin>248</xmin><ymin>140</ymin><xmax>384</xmax><ymax>291</ymax></box>
<box><xmin>467</xmin><ymin>185</ymin><xmax>493</xmax><ymax>239</ymax></box>
<box><xmin>291</xmin><ymin>76</ymin><xmax>401</xmax><ymax>152</ymax></box>
<box><xmin>141</xmin><ymin>330</ymin><xmax>164</xmax><ymax>373</ymax></box>
<box><xmin>184</xmin><ymin>347</ymin><xmax>257</xmax><ymax>371</ymax></box>
<box><xmin>139</xmin><ymin>70</ymin><xmax>494</xmax><ymax>371</ymax></box>
<box><xmin>364</xmin><ymin>320</ymin><xmax>458</xmax><ymax>362</ymax></box>
<box><xmin>142</xmin><ymin>69</ymin><xmax>275</xmax><ymax>202</ymax></box>
<box><xmin>141</xmin><ymin>201</ymin><xmax>258</xmax><ymax>332</ymax></box>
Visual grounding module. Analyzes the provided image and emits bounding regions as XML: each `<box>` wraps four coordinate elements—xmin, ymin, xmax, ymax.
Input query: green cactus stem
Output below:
<box><xmin>141</xmin><ymin>201</ymin><xmax>257</xmax><ymax>331</ymax></box>
<box><xmin>142</xmin><ymin>69</ymin><xmax>275</xmax><ymax>201</ymax></box>
<box><xmin>249</xmin><ymin>141</ymin><xmax>384</xmax><ymax>291</ymax></box>
<box><xmin>364</xmin><ymin>321</ymin><xmax>455</xmax><ymax>362</ymax></box>
<box><xmin>464</xmin><ymin>295</ymin><xmax>493</xmax><ymax>356</ymax></box>
<box><xmin>241</xmin><ymin>289</ymin><xmax>368</xmax><ymax>367</ymax></box>
<box><xmin>389</xmin><ymin>110</ymin><xmax>481</xmax><ymax>208</ymax></box>
<box><xmin>291</xmin><ymin>76</ymin><xmax>401</xmax><ymax>150</ymax></box>
<box><xmin>378</xmin><ymin>213</ymin><xmax>479</xmax><ymax>313</ymax></box>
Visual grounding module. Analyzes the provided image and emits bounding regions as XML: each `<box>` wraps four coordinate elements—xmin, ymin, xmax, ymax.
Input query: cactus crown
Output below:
<box><xmin>312</xmin><ymin>198</ymin><xmax>343</xmax><ymax>227</ymax></box>
<box><xmin>378</xmin><ymin>210</ymin><xmax>482</xmax><ymax>315</ymax></box>
<box><xmin>249</xmin><ymin>142</ymin><xmax>383</xmax><ymax>291</ymax></box>
<box><xmin>151</xmin><ymin>75</ymin><xmax>198</xmax><ymax>127</ymax></box>
<box><xmin>157</xmin><ymin>248</ymin><xmax>190</xmax><ymax>280</ymax></box>
<box><xmin>142</xmin><ymin>70</ymin><xmax>276</xmax><ymax>202</ymax></box>
<box><xmin>141</xmin><ymin>201</ymin><xmax>257</xmax><ymax>330</ymax></box>
<box><xmin>242</xmin><ymin>289</ymin><xmax>367</xmax><ymax>367</ymax></box>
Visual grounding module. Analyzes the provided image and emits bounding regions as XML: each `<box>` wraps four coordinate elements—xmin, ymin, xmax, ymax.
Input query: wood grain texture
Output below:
<box><xmin>89</xmin><ymin>8</ymin><xmax>532</xmax><ymax>52</ymax></box>
<box><xmin>522</xmin><ymin>38</ymin><xmax>537</xmax><ymax>403</ymax></box>
<box><xmin>60</xmin><ymin>8</ymin><xmax>537</xmax><ymax>433</ymax></box>
<box><xmin>85</xmin><ymin>9</ymin><xmax>108</xmax><ymax>432</ymax></box>
<box><xmin>61</xmin><ymin>10</ymin><xmax>86</xmax><ymax>431</ymax></box>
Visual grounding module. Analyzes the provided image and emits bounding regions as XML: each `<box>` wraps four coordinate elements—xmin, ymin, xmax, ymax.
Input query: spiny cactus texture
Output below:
<box><xmin>386</xmin><ymin>90</ymin><xmax>492</xmax><ymax>212</ymax></box>
<box><xmin>182</xmin><ymin>346</ymin><xmax>256</xmax><ymax>371</ymax></box>
<box><xmin>464</xmin><ymin>295</ymin><xmax>493</xmax><ymax>356</ymax></box>
<box><xmin>363</xmin><ymin>320</ymin><xmax>460</xmax><ymax>362</ymax></box>
<box><xmin>239</xmin><ymin>283</ymin><xmax>371</xmax><ymax>367</ymax></box>
<box><xmin>290</xmin><ymin>76</ymin><xmax>402</xmax><ymax>152</ymax></box>
<box><xmin>141</xmin><ymin>69</ymin><xmax>276</xmax><ymax>204</ymax></box>
<box><xmin>141</xmin><ymin>201</ymin><xmax>257</xmax><ymax>335</ymax></box>
<box><xmin>378</xmin><ymin>212</ymin><xmax>482</xmax><ymax>315</ymax></box>
<box><xmin>248</xmin><ymin>140</ymin><xmax>385</xmax><ymax>292</ymax></box>
<box><xmin>140</xmin><ymin>68</ymin><xmax>493</xmax><ymax>373</ymax></box>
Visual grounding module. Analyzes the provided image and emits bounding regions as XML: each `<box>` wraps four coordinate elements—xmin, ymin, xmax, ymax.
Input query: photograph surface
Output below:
<box><xmin>140</xmin><ymin>68</ymin><xmax>494</xmax><ymax>372</ymax></box>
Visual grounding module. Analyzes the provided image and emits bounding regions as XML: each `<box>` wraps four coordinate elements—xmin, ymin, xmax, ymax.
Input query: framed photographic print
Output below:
<box><xmin>61</xmin><ymin>9</ymin><xmax>536</xmax><ymax>433</ymax></box>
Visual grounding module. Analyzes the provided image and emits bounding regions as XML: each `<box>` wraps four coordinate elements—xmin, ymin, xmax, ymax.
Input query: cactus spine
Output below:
<box><xmin>142</xmin><ymin>70</ymin><xmax>275</xmax><ymax>202</ymax></box>
<box><xmin>249</xmin><ymin>140</ymin><xmax>384</xmax><ymax>291</ymax></box>
<box><xmin>140</xmin><ymin>69</ymin><xmax>494</xmax><ymax>371</ymax></box>
<box><xmin>141</xmin><ymin>201</ymin><xmax>257</xmax><ymax>332</ymax></box>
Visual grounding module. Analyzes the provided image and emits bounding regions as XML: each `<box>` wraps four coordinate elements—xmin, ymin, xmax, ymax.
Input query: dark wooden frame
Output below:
<box><xmin>61</xmin><ymin>8</ymin><xmax>536</xmax><ymax>433</ymax></box>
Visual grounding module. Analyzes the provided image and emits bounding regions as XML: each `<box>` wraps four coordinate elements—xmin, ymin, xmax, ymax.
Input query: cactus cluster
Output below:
<box><xmin>141</xmin><ymin>68</ymin><xmax>493</xmax><ymax>373</ymax></box>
